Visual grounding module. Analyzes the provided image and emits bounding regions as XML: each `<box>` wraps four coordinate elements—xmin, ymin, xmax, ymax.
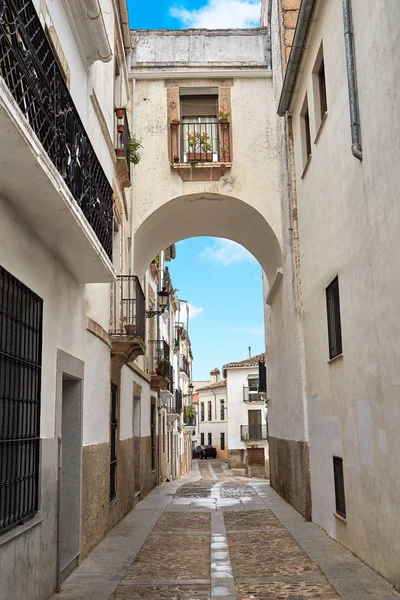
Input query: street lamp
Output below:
<box><xmin>145</xmin><ymin>287</ymin><xmax>169</xmax><ymax>318</ymax></box>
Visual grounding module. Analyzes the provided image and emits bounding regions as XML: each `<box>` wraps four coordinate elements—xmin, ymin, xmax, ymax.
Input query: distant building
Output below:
<box><xmin>194</xmin><ymin>369</ymin><xmax>228</xmax><ymax>459</ymax></box>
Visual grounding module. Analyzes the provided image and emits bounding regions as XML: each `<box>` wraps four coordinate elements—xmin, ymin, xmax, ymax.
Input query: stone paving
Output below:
<box><xmin>54</xmin><ymin>460</ymin><xmax>400</xmax><ymax>600</ymax></box>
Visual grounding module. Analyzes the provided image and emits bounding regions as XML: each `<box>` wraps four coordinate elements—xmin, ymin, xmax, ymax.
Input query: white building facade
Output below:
<box><xmin>195</xmin><ymin>369</ymin><xmax>228</xmax><ymax>459</ymax></box>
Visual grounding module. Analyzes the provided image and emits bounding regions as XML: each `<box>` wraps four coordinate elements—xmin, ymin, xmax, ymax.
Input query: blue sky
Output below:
<box><xmin>128</xmin><ymin>0</ymin><xmax>261</xmax><ymax>30</ymax></box>
<box><xmin>168</xmin><ymin>238</ymin><xmax>265</xmax><ymax>380</ymax></box>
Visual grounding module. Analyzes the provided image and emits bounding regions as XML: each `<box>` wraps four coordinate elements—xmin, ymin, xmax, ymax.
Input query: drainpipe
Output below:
<box><xmin>342</xmin><ymin>0</ymin><xmax>362</xmax><ymax>160</ymax></box>
<box><xmin>84</xmin><ymin>0</ymin><xmax>113</xmax><ymax>62</ymax></box>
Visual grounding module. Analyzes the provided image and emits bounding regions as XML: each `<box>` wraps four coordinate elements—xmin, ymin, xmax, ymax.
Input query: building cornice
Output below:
<box><xmin>129</xmin><ymin>69</ymin><xmax>272</xmax><ymax>80</ymax></box>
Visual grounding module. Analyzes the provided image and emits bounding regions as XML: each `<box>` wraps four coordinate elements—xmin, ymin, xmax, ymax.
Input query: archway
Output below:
<box><xmin>134</xmin><ymin>192</ymin><xmax>282</xmax><ymax>285</ymax></box>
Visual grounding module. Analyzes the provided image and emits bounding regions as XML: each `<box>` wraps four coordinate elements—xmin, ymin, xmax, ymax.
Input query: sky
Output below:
<box><xmin>127</xmin><ymin>0</ymin><xmax>265</xmax><ymax>379</ymax></box>
<box><xmin>127</xmin><ymin>0</ymin><xmax>261</xmax><ymax>30</ymax></box>
<box><xmin>167</xmin><ymin>238</ymin><xmax>265</xmax><ymax>380</ymax></box>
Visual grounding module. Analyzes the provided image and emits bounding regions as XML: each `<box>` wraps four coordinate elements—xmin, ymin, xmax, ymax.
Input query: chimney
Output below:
<box><xmin>210</xmin><ymin>368</ymin><xmax>220</xmax><ymax>384</ymax></box>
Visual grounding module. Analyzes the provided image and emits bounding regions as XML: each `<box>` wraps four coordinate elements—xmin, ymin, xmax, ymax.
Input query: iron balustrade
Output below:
<box><xmin>170</xmin><ymin>121</ymin><xmax>231</xmax><ymax>164</ymax></box>
<box><xmin>170</xmin><ymin>389</ymin><xmax>182</xmax><ymax>414</ymax></box>
<box><xmin>240</xmin><ymin>424</ymin><xmax>268</xmax><ymax>441</ymax></box>
<box><xmin>179</xmin><ymin>354</ymin><xmax>190</xmax><ymax>378</ymax></box>
<box><xmin>115</xmin><ymin>110</ymin><xmax>131</xmax><ymax>176</ymax></box>
<box><xmin>0</xmin><ymin>266</ymin><xmax>43</xmax><ymax>533</ymax></box>
<box><xmin>243</xmin><ymin>386</ymin><xmax>264</xmax><ymax>402</ymax></box>
<box><xmin>110</xmin><ymin>276</ymin><xmax>145</xmax><ymax>342</ymax></box>
<box><xmin>0</xmin><ymin>0</ymin><xmax>113</xmax><ymax>258</ymax></box>
<box><xmin>148</xmin><ymin>340</ymin><xmax>172</xmax><ymax>378</ymax></box>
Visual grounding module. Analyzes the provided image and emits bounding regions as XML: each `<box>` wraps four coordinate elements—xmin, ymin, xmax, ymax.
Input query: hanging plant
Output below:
<box><xmin>126</xmin><ymin>135</ymin><xmax>142</xmax><ymax>165</ymax></box>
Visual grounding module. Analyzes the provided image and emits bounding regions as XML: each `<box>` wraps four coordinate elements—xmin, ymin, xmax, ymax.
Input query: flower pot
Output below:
<box><xmin>115</xmin><ymin>148</ymin><xmax>124</xmax><ymax>157</ymax></box>
<box><xmin>171</xmin><ymin>119</ymin><xmax>180</xmax><ymax>126</ymax></box>
<box><xmin>117</xmin><ymin>124</ymin><xmax>124</xmax><ymax>134</ymax></box>
<box><xmin>187</xmin><ymin>152</ymin><xmax>213</xmax><ymax>162</ymax></box>
<box><xmin>156</xmin><ymin>367</ymin><xmax>163</xmax><ymax>376</ymax></box>
<box><xmin>115</xmin><ymin>108</ymin><xmax>125</xmax><ymax>119</ymax></box>
<box><xmin>125</xmin><ymin>324</ymin><xmax>136</xmax><ymax>335</ymax></box>
<box><xmin>173</xmin><ymin>157</ymin><xmax>180</xmax><ymax>164</ymax></box>
<box><xmin>219</xmin><ymin>118</ymin><xmax>229</xmax><ymax>123</ymax></box>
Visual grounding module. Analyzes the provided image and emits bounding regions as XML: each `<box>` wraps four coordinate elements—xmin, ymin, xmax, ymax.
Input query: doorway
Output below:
<box><xmin>59</xmin><ymin>375</ymin><xmax>82</xmax><ymax>581</ymax></box>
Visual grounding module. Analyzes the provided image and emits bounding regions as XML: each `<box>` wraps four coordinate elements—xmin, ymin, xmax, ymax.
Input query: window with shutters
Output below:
<box><xmin>181</xmin><ymin>93</ymin><xmax>219</xmax><ymax>163</ymax></box>
<box><xmin>326</xmin><ymin>276</ymin><xmax>342</xmax><ymax>359</ymax></box>
<box><xmin>0</xmin><ymin>266</ymin><xmax>43</xmax><ymax>533</ymax></box>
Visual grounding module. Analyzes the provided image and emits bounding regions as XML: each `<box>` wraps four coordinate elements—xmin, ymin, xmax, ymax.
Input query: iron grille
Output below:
<box><xmin>333</xmin><ymin>456</ymin><xmax>346</xmax><ymax>518</ymax></box>
<box><xmin>147</xmin><ymin>340</ymin><xmax>171</xmax><ymax>376</ymax></box>
<box><xmin>111</xmin><ymin>276</ymin><xmax>145</xmax><ymax>342</ymax></box>
<box><xmin>326</xmin><ymin>276</ymin><xmax>342</xmax><ymax>359</ymax></box>
<box><xmin>0</xmin><ymin>0</ymin><xmax>113</xmax><ymax>258</ymax></box>
<box><xmin>170</xmin><ymin>122</ymin><xmax>231</xmax><ymax>164</ymax></box>
<box><xmin>240</xmin><ymin>425</ymin><xmax>268</xmax><ymax>441</ymax></box>
<box><xmin>110</xmin><ymin>383</ymin><xmax>117</xmax><ymax>503</ymax></box>
<box><xmin>0</xmin><ymin>265</ymin><xmax>43</xmax><ymax>533</ymax></box>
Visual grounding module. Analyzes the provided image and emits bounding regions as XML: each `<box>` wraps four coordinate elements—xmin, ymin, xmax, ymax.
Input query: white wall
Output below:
<box><xmin>82</xmin><ymin>332</ymin><xmax>110</xmax><ymax>445</ymax></box>
<box><xmin>198</xmin><ymin>388</ymin><xmax>227</xmax><ymax>447</ymax></box>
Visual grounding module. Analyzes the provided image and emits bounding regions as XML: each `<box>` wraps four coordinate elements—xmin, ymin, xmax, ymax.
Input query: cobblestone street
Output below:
<box><xmin>55</xmin><ymin>461</ymin><xmax>400</xmax><ymax>600</ymax></box>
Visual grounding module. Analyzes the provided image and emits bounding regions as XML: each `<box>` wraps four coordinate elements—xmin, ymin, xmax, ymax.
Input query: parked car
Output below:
<box><xmin>192</xmin><ymin>445</ymin><xmax>217</xmax><ymax>459</ymax></box>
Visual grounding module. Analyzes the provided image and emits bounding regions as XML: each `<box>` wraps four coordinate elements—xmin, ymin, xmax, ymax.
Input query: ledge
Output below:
<box><xmin>327</xmin><ymin>353</ymin><xmax>343</xmax><ymax>365</ymax></box>
<box><xmin>0</xmin><ymin>513</ymin><xmax>43</xmax><ymax>548</ymax></box>
<box><xmin>334</xmin><ymin>512</ymin><xmax>347</xmax><ymax>524</ymax></box>
<box><xmin>171</xmin><ymin>162</ymin><xmax>232</xmax><ymax>182</ymax></box>
<box><xmin>266</xmin><ymin>268</ymin><xmax>283</xmax><ymax>306</ymax></box>
<box><xmin>314</xmin><ymin>111</ymin><xmax>328</xmax><ymax>145</ymax></box>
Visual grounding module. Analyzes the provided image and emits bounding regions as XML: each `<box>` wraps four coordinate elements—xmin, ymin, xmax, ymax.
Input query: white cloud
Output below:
<box><xmin>169</xmin><ymin>0</ymin><xmax>261</xmax><ymax>29</ymax></box>
<box><xmin>187</xmin><ymin>303</ymin><xmax>204</xmax><ymax>319</ymax></box>
<box><xmin>199</xmin><ymin>239</ymin><xmax>256</xmax><ymax>266</ymax></box>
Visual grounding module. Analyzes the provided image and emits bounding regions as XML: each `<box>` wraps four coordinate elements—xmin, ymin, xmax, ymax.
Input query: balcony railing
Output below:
<box><xmin>170</xmin><ymin>122</ymin><xmax>231</xmax><ymax>164</ymax></box>
<box><xmin>0</xmin><ymin>0</ymin><xmax>113</xmax><ymax>258</ymax></box>
<box><xmin>243</xmin><ymin>386</ymin><xmax>265</xmax><ymax>402</ymax></box>
<box><xmin>147</xmin><ymin>340</ymin><xmax>172</xmax><ymax>379</ymax></box>
<box><xmin>240</xmin><ymin>425</ymin><xmax>268</xmax><ymax>441</ymax></box>
<box><xmin>179</xmin><ymin>354</ymin><xmax>190</xmax><ymax>378</ymax></box>
<box><xmin>110</xmin><ymin>276</ymin><xmax>145</xmax><ymax>341</ymax></box>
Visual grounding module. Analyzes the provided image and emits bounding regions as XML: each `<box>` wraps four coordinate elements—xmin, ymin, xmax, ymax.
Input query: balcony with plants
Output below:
<box><xmin>114</xmin><ymin>107</ymin><xmax>141</xmax><ymax>189</ymax></box>
<box><xmin>110</xmin><ymin>276</ymin><xmax>146</xmax><ymax>365</ymax></box>
<box><xmin>0</xmin><ymin>0</ymin><xmax>114</xmax><ymax>282</ymax></box>
<box><xmin>147</xmin><ymin>339</ymin><xmax>173</xmax><ymax>392</ymax></box>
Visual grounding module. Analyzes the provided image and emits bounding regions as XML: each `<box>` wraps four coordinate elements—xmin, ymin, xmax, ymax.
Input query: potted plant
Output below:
<box><xmin>125</xmin><ymin>323</ymin><xmax>136</xmax><ymax>335</ymax></box>
<box><xmin>219</xmin><ymin>138</ymin><xmax>231</xmax><ymax>162</ymax></box>
<box><xmin>117</xmin><ymin>124</ymin><xmax>124</xmax><ymax>134</ymax></box>
<box><xmin>116</xmin><ymin>148</ymin><xmax>125</xmax><ymax>157</ymax></box>
<box><xmin>115</xmin><ymin>105</ymin><xmax>126</xmax><ymax>119</ymax></box>
<box><xmin>218</xmin><ymin>106</ymin><xmax>231</xmax><ymax>122</ymax></box>
<box><xmin>186</xmin><ymin>131</ymin><xmax>212</xmax><ymax>162</ymax></box>
<box><xmin>173</xmin><ymin>155</ymin><xmax>180</xmax><ymax>164</ymax></box>
<box><xmin>126</xmin><ymin>134</ymin><xmax>142</xmax><ymax>165</ymax></box>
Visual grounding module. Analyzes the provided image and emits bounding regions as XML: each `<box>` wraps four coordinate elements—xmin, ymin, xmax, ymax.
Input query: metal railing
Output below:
<box><xmin>243</xmin><ymin>386</ymin><xmax>265</xmax><ymax>402</ymax></box>
<box><xmin>179</xmin><ymin>354</ymin><xmax>190</xmax><ymax>378</ymax></box>
<box><xmin>0</xmin><ymin>0</ymin><xmax>113</xmax><ymax>258</ymax></box>
<box><xmin>240</xmin><ymin>425</ymin><xmax>268</xmax><ymax>441</ymax></box>
<box><xmin>110</xmin><ymin>276</ymin><xmax>145</xmax><ymax>341</ymax></box>
<box><xmin>170</xmin><ymin>121</ymin><xmax>231</xmax><ymax>164</ymax></box>
<box><xmin>115</xmin><ymin>110</ymin><xmax>131</xmax><ymax>177</ymax></box>
<box><xmin>147</xmin><ymin>340</ymin><xmax>172</xmax><ymax>378</ymax></box>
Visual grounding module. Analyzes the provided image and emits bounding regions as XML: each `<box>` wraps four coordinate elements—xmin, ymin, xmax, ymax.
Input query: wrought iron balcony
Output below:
<box><xmin>147</xmin><ymin>340</ymin><xmax>173</xmax><ymax>391</ymax></box>
<box><xmin>167</xmin><ymin>389</ymin><xmax>182</xmax><ymax>415</ymax></box>
<box><xmin>115</xmin><ymin>109</ymin><xmax>131</xmax><ymax>188</ymax></box>
<box><xmin>243</xmin><ymin>386</ymin><xmax>265</xmax><ymax>403</ymax></box>
<box><xmin>110</xmin><ymin>276</ymin><xmax>146</xmax><ymax>365</ymax></box>
<box><xmin>240</xmin><ymin>425</ymin><xmax>268</xmax><ymax>442</ymax></box>
<box><xmin>0</xmin><ymin>0</ymin><xmax>113</xmax><ymax>259</ymax></box>
<box><xmin>170</xmin><ymin>122</ymin><xmax>232</xmax><ymax>164</ymax></box>
<box><xmin>179</xmin><ymin>354</ymin><xmax>190</xmax><ymax>378</ymax></box>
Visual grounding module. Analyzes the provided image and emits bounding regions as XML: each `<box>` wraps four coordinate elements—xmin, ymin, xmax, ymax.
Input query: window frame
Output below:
<box><xmin>110</xmin><ymin>383</ymin><xmax>118</xmax><ymax>503</ymax></box>
<box><xmin>208</xmin><ymin>432</ymin><xmax>212</xmax><ymax>446</ymax></box>
<box><xmin>300</xmin><ymin>94</ymin><xmax>312</xmax><ymax>173</ymax></box>
<box><xmin>208</xmin><ymin>400</ymin><xmax>212</xmax><ymax>421</ymax></box>
<box><xmin>200</xmin><ymin>432</ymin><xmax>205</xmax><ymax>445</ymax></box>
<box><xmin>333</xmin><ymin>456</ymin><xmax>346</xmax><ymax>519</ymax></box>
<box><xmin>220</xmin><ymin>432</ymin><xmax>225</xmax><ymax>451</ymax></box>
<box><xmin>326</xmin><ymin>276</ymin><xmax>343</xmax><ymax>360</ymax></box>
<box><xmin>200</xmin><ymin>403</ymin><xmax>205</xmax><ymax>422</ymax></box>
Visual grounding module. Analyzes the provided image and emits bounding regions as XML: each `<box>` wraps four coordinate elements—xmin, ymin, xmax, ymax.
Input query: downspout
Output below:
<box><xmin>342</xmin><ymin>0</ymin><xmax>362</xmax><ymax>160</ymax></box>
<box><xmin>85</xmin><ymin>0</ymin><xmax>113</xmax><ymax>62</ymax></box>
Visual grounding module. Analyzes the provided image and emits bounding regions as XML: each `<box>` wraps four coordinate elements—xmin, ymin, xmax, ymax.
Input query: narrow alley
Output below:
<box><xmin>54</xmin><ymin>461</ymin><xmax>399</xmax><ymax>600</ymax></box>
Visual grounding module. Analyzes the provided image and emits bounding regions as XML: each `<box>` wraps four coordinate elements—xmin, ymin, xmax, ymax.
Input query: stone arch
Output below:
<box><xmin>134</xmin><ymin>192</ymin><xmax>282</xmax><ymax>283</ymax></box>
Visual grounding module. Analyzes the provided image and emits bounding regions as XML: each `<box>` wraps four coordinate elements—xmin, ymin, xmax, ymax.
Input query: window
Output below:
<box><xmin>162</xmin><ymin>414</ymin><xmax>166</xmax><ymax>454</ymax></box>
<box><xmin>201</xmin><ymin>432</ymin><xmax>204</xmax><ymax>445</ymax></box>
<box><xmin>0</xmin><ymin>266</ymin><xmax>43</xmax><ymax>533</ymax></box>
<box><xmin>151</xmin><ymin>401</ymin><xmax>156</xmax><ymax>472</ymax></box>
<box><xmin>313</xmin><ymin>44</ymin><xmax>328</xmax><ymax>130</ymax></box>
<box><xmin>220</xmin><ymin>433</ymin><xmax>225</xmax><ymax>450</ymax></box>
<box><xmin>220</xmin><ymin>400</ymin><xmax>225</xmax><ymax>420</ymax></box>
<box><xmin>208</xmin><ymin>433</ymin><xmax>212</xmax><ymax>445</ymax></box>
<box><xmin>180</xmin><ymin>89</ymin><xmax>219</xmax><ymax>163</ymax></box>
<box><xmin>300</xmin><ymin>95</ymin><xmax>312</xmax><ymax>171</ymax></box>
<box><xmin>326</xmin><ymin>276</ymin><xmax>342</xmax><ymax>359</ymax></box>
<box><xmin>110</xmin><ymin>383</ymin><xmax>118</xmax><ymax>502</ymax></box>
<box><xmin>333</xmin><ymin>457</ymin><xmax>346</xmax><ymax>518</ymax></box>
<box><xmin>201</xmin><ymin>403</ymin><xmax>205</xmax><ymax>422</ymax></box>
<box><xmin>208</xmin><ymin>400</ymin><xmax>212</xmax><ymax>421</ymax></box>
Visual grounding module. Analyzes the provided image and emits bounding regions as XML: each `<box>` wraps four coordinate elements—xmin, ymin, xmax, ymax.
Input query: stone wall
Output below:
<box><xmin>282</xmin><ymin>0</ymin><xmax>301</xmax><ymax>65</ymax></box>
<box><xmin>269</xmin><ymin>437</ymin><xmax>311</xmax><ymax>521</ymax></box>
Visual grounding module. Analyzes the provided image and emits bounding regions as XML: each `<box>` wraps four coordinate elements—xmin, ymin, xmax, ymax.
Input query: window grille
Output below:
<box><xmin>333</xmin><ymin>456</ymin><xmax>346</xmax><ymax>518</ymax></box>
<box><xmin>0</xmin><ymin>266</ymin><xmax>43</xmax><ymax>533</ymax></box>
<box><xmin>208</xmin><ymin>432</ymin><xmax>212</xmax><ymax>445</ymax></box>
<box><xmin>208</xmin><ymin>401</ymin><xmax>212</xmax><ymax>421</ymax></box>
<box><xmin>220</xmin><ymin>433</ymin><xmax>225</xmax><ymax>451</ymax></box>
<box><xmin>200</xmin><ymin>403</ymin><xmax>205</xmax><ymax>422</ymax></box>
<box><xmin>326</xmin><ymin>276</ymin><xmax>343</xmax><ymax>359</ymax></box>
<box><xmin>220</xmin><ymin>402</ymin><xmax>225</xmax><ymax>420</ymax></box>
<box><xmin>200</xmin><ymin>432</ymin><xmax>204</xmax><ymax>445</ymax></box>
<box><xmin>110</xmin><ymin>383</ymin><xmax>117</xmax><ymax>502</ymax></box>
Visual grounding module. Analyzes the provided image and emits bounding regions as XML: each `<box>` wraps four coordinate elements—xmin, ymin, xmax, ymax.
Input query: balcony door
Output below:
<box><xmin>180</xmin><ymin>93</ymin><xmax>218</xmax><ymax>163</ymax></box>
<box><xmin>248</xmin><ymin>409</ymin><xmax>262</xmax><ymax>440</ymax></box>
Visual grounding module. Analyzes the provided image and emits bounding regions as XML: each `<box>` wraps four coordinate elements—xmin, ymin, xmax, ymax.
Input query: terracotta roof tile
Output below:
<box><xmin>222</xmin><ymin>353</ymin><xmax>265</xmax><ymax>370</ymax></box>
<box><xmin>196</xmin><ymin>380</ymin><xmax>227</xmax><ymax>392</ymax></box>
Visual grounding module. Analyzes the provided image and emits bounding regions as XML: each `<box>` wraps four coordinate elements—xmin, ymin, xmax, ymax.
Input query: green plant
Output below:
<box><xmin>190</xmin><ymin>160</ymin><xmax>198</xmax><ymax>168</ymax></box>
<box><xmin>152</xmin><ymin>253</ymin><xmax>160</xmax><ymax>267</ymax></box>
<box><xmin>187</xmin><ymin>131</ymin><xmax>211</xmax><ymax>153</ymax></box>
<box><xmin>126</xmin><ymin>134</ymin><xmax>142</xmax><ymax>165</ymax></box>
<box><xmin>185</xmin><ymin>404</ymin><xmax>196</xmax><ymax>422</ymax></box>
<box><xmin>220</xmin><ymin>137</ymin><xmax>230</xmax><ymax>159</ymax></box>
<box><xmin>218</xmin><ymin>106</ymin><xmax>231</xmax><ymax>120</ymax></box>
